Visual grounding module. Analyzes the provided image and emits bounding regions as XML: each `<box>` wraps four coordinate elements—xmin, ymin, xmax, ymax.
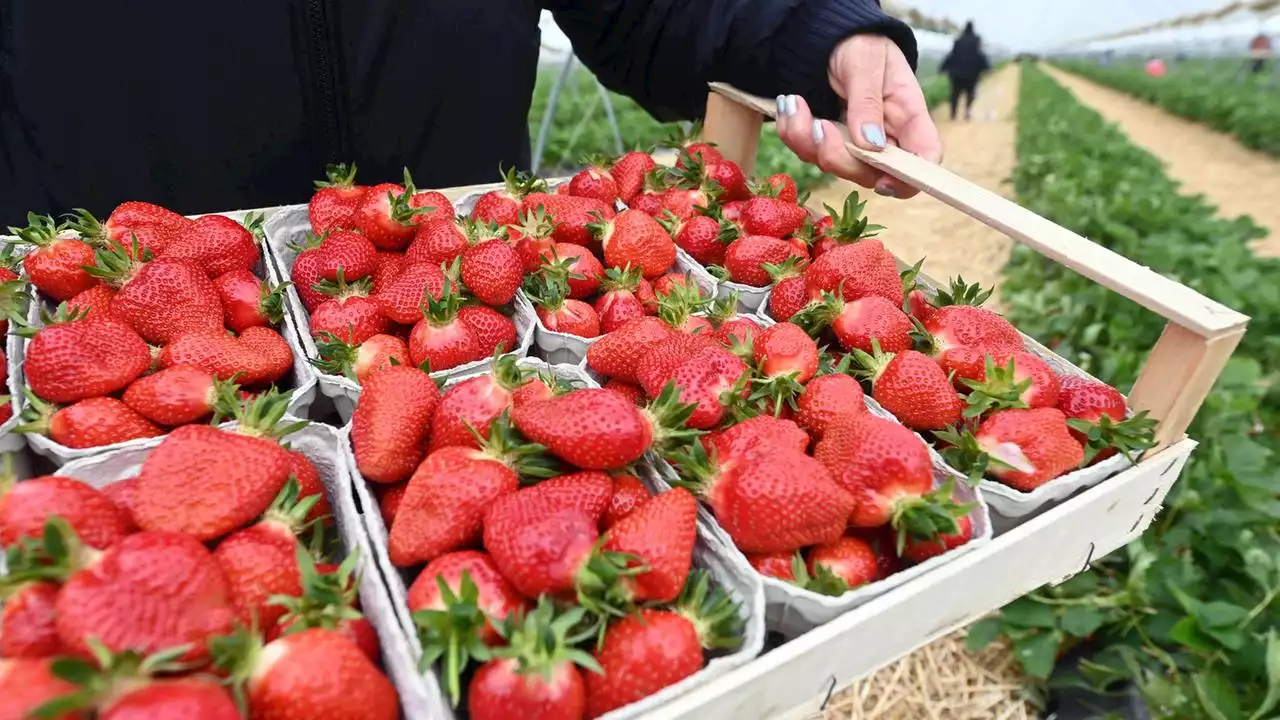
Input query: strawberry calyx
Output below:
<box><xmin>208</xmin><ymin>627</ymin><xmax>269</xmax><ymax>714</ymax></box>
<box><xmin>641</xmin><ymin>382</ymin><xmax>703</xmax><ymax>456</ymax></box>
<box><xmin>788</xmin><ymin>553</ymin><xmax>851</xmax><ymax>597</ymax></box>
<box><xmin>511</xmin><ymin>207</ymin><xmax>559</xmax><ymax>241</ymax></box>
<box><xmin>15</xmin><ymin>302</ymin><xmax>89</xmax><ymax>339</ymax></box>
<box><xmin>933</xmin><ymin>276</ymin><xmax>994</xmax><ymax>308</ymax></box>
<box><xmin>472</xmin><ymin>411</ymin><xmax>561</xmax><ymax>482</ymax></box>
<box><xmin>225</xmin><ymin>387</ymin><xmax>308</xmax><ymax>440</ymax></box>
<box><xmin>9</xmin><ymin>212</ymin><xmax>75</xmax><ymax>250</ymax></box>
<box><xmin>83</xmin><ymin>235</ymin><xmax>151</xmax><ymax>287</ymax></box>
<box><xmin>490</xmin><ymin>352</ymin><xmax>533</xmax><ymax>392</ymax></box>
<box><xmin>420</xmin><ymin>282</ymin><xmax>467</xmax><ymax>328</ymax></box>
<box><xmin>287</xmin><ymin>230</ymin><xmax>329</xmax><ymax>254</ymax></box>
<box><xmin>762</xmin><ymin>256</ymin><xmax>806</xmax><ymax>285</ymax></box>
<box><xmin>1067</xmin><ymin>410</ymin><xmax>1157</xmax><ymax>466</ymax></box>
<box><xmin>31</xmin><ymin>641</ymin><xmax>196</xmax><ymax>719</ymax></box>
<box><xmin>583</xmin><ymin>211</ymin><xmax>615</xmax><ymax>243</ymax></box>
<box><xmin>388</xmin><ymin>169</ymin><xmax>438</xmax><ymax>226</ymax></box>
<box><xmin>313</xmin><ymin>162</ymin><xmax>359</xmax><ymax>190</ymax></box>
<box><xmin>312</xmin><ymin>267</ymin><xmax>373</xmax><ymax>300</ymax></box>
<box><xmin>257</xmin><ymin>280</ymin><xmax>289</xmax><ymax>325</ymax></box>
<box><xmin>653</xmin><ymin>210</ymin><xmax>685</xmax><ymax>237</ymax></box>
<box><xmin>413</xmin><ymin>569</ymin><xmax>496</xmax><ymax>706</ymax></box>
<box><xmin>521</xmin><ymin>268</ymin><xmax>572</xmax><ymax>314</ymax></box>
<box><xmin>495</xmin><ymin>165</ymin><xmax>548</xmax><ymax>200</ymax></box>
<box><xmin>598</xmin><ymin>265</ymin><xmax>642</xmax><ymax>294</ymax></box>
<box><xmin>848</xmin><ymin>339</ymin><xmax>896</xmax><ymax>386</ymax></box>
<box><xmin>936</xmin><ymin>425</ymin><xmax>1036</xmax><ymax>484</ymax></box>
<box><xmin>887</xmin><ymin>477</ymin><xmax>974</xmax><ymax>554</ymax></box>
<box><xmin>0</xmin><ymin>276</ymin><xmax>29</xmax><ymax>329</ymax></box>
<box><xmin>661</xmin><ymin>437</ymin><xmax>726</xmax><ymax>499</ymax></box>
<box><xmin>0</xmin><ymin>516</ymin><xmax>99</xmax><ymax>590</ymax></box>
<box><xmin>823</xmin><ymin>191</ymin><xmax>883</xmax><ymax>244</ymax></box>
<box><xmin>961</xmin><ymin>354</ymin><xmax>1034</xmax><ymax>418</ymax></box>
<box><xmin>258</xmin><ymin>477</ymin><xmax>325</xmax><ymax>537</ymax></box>
<box><xmin>747</xmin><ymin>371</ymin><xmax>806</xmax><ymax>418</ymax></box>
<box><xmin>705</xmin><ymin>291</ymin><xmax>741</xmax><ymax>328</ymax></box>
<box><xmin>270</xmin><ymin>546</ymin><xmax>363</xmax><ymax>636</ymax></box>
<box><xmin>574</xmin><ymin>546</ymin><xmax>649</xmax><ymax>634</ymax></box>
<box><xmin>311</xmin><ymin>331</ymin><xmax>366</xmax><ymax>380</ymax></box>
<box><xmin>788</xmin><ymin>290</ymin><xmax>844</xmax><ymax>339</ymax></box>
<box><xmin>656</xmin><ymin>279</ymin><xmax>710</xmax><ymax>331</ymax></box>
<box><xmin>241</xmin><ymin>211</ymin><xmax>267</xmax><ymax>244</ymax></box>
<box><xmin>673</xmin><ymin>569</ymin><xmax>744</xmax><ymax>651</ymax></box>
<box><xmin>13</xmin><ymin>389</ymin><xmax>59</xmax><ymax>436</ymax></box>
<box><xmin>489</xmin><ymin>597</ymin><xmax>602</xmax><ymax>684</ymax></box>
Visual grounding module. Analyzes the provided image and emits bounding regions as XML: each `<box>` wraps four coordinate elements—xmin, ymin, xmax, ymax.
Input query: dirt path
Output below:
<box><xmin>1043</xmin><ymin>65</ymin><xmax>1280</xmax><ymax>258</ymax></box>
<box><xmin>810</xmin><ymin>64</ymin><xmax>1021</xmax><ymax>305</ymax></box>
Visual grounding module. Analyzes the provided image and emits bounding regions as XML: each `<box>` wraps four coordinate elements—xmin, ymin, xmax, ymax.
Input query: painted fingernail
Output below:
<box><xmin>811</xmin><ymin>119</ymin><xmax>825</xmax><ymax>144</ymax></box>
<box><xmin>785</xmin><ymin>95</ymin><xmax>798</xmax><ymax>116</ymax></box>
<box><xmin>776</xmin><ymin>95</ymin><xmax>785</xmax><ymax>117</ymax></box>
<box><xmin>862</xmin><ymin>124</ymin><xmax>887</xmax><ymax>149</ymax></box>
<box><xmin>875</xmin><ymin>184</ymin><xmax>896</xmax><ymax>198</ymax></box>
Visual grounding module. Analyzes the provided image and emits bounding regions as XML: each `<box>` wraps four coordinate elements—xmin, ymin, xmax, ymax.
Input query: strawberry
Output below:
<box><xmin>593</xmin><ymin>266</ymin><xmax>648</xmax><ymax>333</ymax></box>
<box><xmin>852</xmin><ymin>344</ymin><xmax>964</xmax><ymax>431</ymax></box>
<box><xmin>9</xmin><ymin>213</ymin><xmax>100</xmax><ymax>301</ymax></box>
<box><xmin>720</xmin><ymin>235</ymin><xmax>805</xmax><ymax>287</ymax></box>
<box><xmin>940</xmin><ymin>408</ymin><xmax>1086</xmax><ymax>491</ymax></box>
<box><xmin>64</xmin><ymin>284</ymin><xmax>120</xmax><ymax>323</ymax></box>
<box><xmin>1056</xmin><ymin>376</ymin><xmax>1155</xmax><ymax>464</ymax></box>
<box><xmin>311</xmin><ymin>289</ymin><xmax>390</xmax><ymax>351</ymax></box>
<box><xmin>70</xmin><ymin>201</ymin><xmax>191</xmax><ymax>257</ymax></box>
<box><xmin>610</xmin><ymin>151</ymin><xmax>657</xmax><ymax>203</ymax></box>
<box><xmin>795</xmin><ymin>372</ymin><xmax>866</xmax><ymax>439</ymax></box>
<box><xmin>311</xmin><ymin>230</ymin><xmax>378</xmax><ymax>281</ymax></box>
<box><xmin>0</xmin><ymin>581</ymin><xmax>63</xmax><ymax>659</ymax></box>
<box><xmin>131</xmin><ymin>424</ymin><xmax>294</xmax><ymax>540</ymax></box>
<box><xmin>908</xmin><ymin>288</ymin><xmax>935</xmax><ymax>323</ymax></box>
<box><xmin>918</xmin><ymin>305</ymin><xmax>1024</xmax><ymax>376</ymax></box>
<box><xmin>97</xmin><ymin>676</ymin><xmax>241</xmax><ymax>720</ymax></box>
<box><xmin>747</xmin><ymin>550</ymin><xmax>798</xmax><ymax>581</ymax></box>
<box><xmin>406</xmin><ymin>187</ymin><xmax>456</xmax><ymax>226</ymax></box>
<box><xmin>508</xmin><ymin>208</ymin><xmax>561</xmax><ymax>273</ymax></box>
<box><xmin>377</xmin><ymin>483</ymin><xmax>407</xmax><ymax>526</ymax></box>
<box><xmin>22</xmin><ymin>304</ymin><xmax>151</xmax><ymax>404</ymax></box>
<box><xmin>371</xmin><ymin>251</ymin><xmax>407</xmax><ymax>291</ymax></box>
<box><xmin>793</xmin><ymin>292</ymin><xmax>913</xmax><ymax>354</ymax></box>
<box><xmin>961</xmin><ymin>351</ymin><xmax>1062</xmax><ymax>416</ymax></box>
<box><xmin>714</xmin><ymin>316</ymin><xmax>760</xmax><ymax>349</ymax></box>
<box><xmin>474</xmin><ymin>167</ymin><xmax>546</xmax><ymax>226</ymax></box>
<box><xmin>389</xmin><ymin>415</ymin><xmax>550</xmax><ymax>566</ymax></box>
<box><xmin>601</xmin><ymin>488</ymin><xmax>697</xmax><ymax>603</ymax></box>
<box><xmin>588</xmin><ymin>209</ymin><xmax>676</xmax><ymax>279</ymax></box>
<box><xmin>650</xmin><ymin>343</ymin><xmax>749</xmax><ymax>430</ymax></box>
<box><xmin>352</xmin><ymin>179</ymin><xmax>418</xmax><ymax>250</ymax></box>
<box><xmin>804</xmin><ymin>238</ymin><xmax>903</xmax><ymax>307</ymax></box>
<box><xmin>159</xmin><ymin>327</ymin><xmax>290</xmax><ymax>387</ymax></box>
<box><xmin>659</xmin><ymin>184</ymin><xmax>711</xmax><ymax>221</ymax></box>
<box><xmin>901</xmin><ymin>514</ymin><xmax>974</xmax><ymax>563</ymax></box>
<box><xmin>741</xmin><ymin>195</ymin><xmax>807</xmax><ymax>238</ymax></box>
<box><xmin>86</xmin><ymin>243</ymin><xmax>224</xmax><ymax>345</ymax></box>
<box><xmin>805</xmin><ymin>536</ymin><xmax>881</xmax><ymax>593</ymax></box>
<box><xmin>511</xmin><ymin>386</ymin><xmax>696</xmax><ymax>470</ymax></box>
<box><xmin>211</xmin><ymin>627</ymin><xmax>397</xmax><ymax>720</ymax></box>
<box><xmin>603</xmin><ymin>474</ymin><xmax>650</xmax><ymax>528</ymax></box>
<box><xmin>631</xmin><ymin>191</ymin><xmax>665</xmax><ymax>216</ymax></box>
<box><xmin>753</xmin><ymin>321</ymin><xmax>819</xmax><ymax>396</ymax></box>
<box><xmin>17</xmin><ymin>395</ymin><xmax>165</xmax><ymax>449</ymax></box>
<box><xmin>657</xmin><ymin>212</ymin><xmax>737</xmax><ymax>267</ymax></box>
<box><xmin>459</xmin><ymin>304</ymin><xmax>518</xmax><ymax>356</ymax></box>
<box><xmin>313</xmin><ymin>332</ymin><xmax>407</xmax><ymax>382</ymax></box>
<box><xmin>409</xmin><ymin>285</ymin><xmax>483</xmax><ymax>370</ymax></box>
<box><xmin>57</xmin><ymin>530</ymin><xmax>235</xmax><ymax>662</ymax></box>
<box><xmin>603</xmin><ymin>379</ymin><xmax>646</xmax><ymax>407</ymax></box>
<box><xmin>703</xmin><ymin>158</ymin><xmax>749</xmax><ymax>202</ymax></box>
<box><xmin>269</xmin><ymin>550</ymin><xmax>377</xmax><ymax>661</ymax></box>
<box><xmin>522</xmin><ymin>192</ymin><xmax>612</xmax><ymax>247</ymax></box>
<box><xmin>761</xmin><ymin>173</ymin><xmax>799</xmax><ymax>203</ymax></box>
<box><xmin>492</xmin><ymin>471</ymin><xmax>616</xmax><ymax>530</ymax></box>
<box><xmin>654</xmin><ymin>280</ymin><xmax>713</xmax><ymax>336</ymax></box>
<box><xmin>811</xmin><ymin>192</ymin><xmax>883</xmax><ymax>256</ymax></box>
<box><xmin>585</xmin><ymin>571</ymin><xmax>741</xmax><ymax>718</ymax></box>
<box><xmin>351</xmin><ymin>365</ymin><xmax>440</xmax><ymax>483</ymax></box>
<box><xmin>634</xmin><ymin>333</ymin><xmax>720</xmax><ymax>392</ymax></box>
<box><xmin>289</xmin><ymin>237</ymin><xmax>329</xmax><ymax>313</ymax></box>
<box><xmin>667</xmin><ymin>441</ymin><xmax>852</xmax><ymax>553</ymax></box>
<box><xmin>652</xmin><ymin>271</ymin><xmax>692</xmax><ymax>297</ymax></box>
<box><xmin>0</xmin><ymin>658</ymin><xmax>80</xmax><ymax>720</ymax></box>
<box><xmin>461</xmin><ymin>238</ymin><xmax>523</xmax><ymax>306</ymax></box>
<box><xmin>122</xmin><ymin>364</ymin><xmax>232</xmax><ymax>426</ymax></box>
<box><xmin>406</xmin><ymin>215</ymin><xmax>471</xmax><ymax>266</ymax></box>
<box><xmin>549</xmin><ymin>243</ymin><xmax>604</xmax><ymax>299</ymax></box>
<box><xmin>701</xmin><ymin>414</ymin><xmax>811</xmax><ymax>460</ymax></box>
<box><xmin>100</xmin><ymin>478</ymin><xmax>141</xmax><ymax>532</ymax></box>
<box><xmin>466</xmin><ymin>600</ymin><xmax>597</xmax><ymax>720</ymax></box>
<box><xmin>369</xmin><ymin>261</ymin><xmax>447</xmax><ymax>325</ymax></box>
<box><xmin>525</xmin><ymin>271</ymin><xmax>601</xmax><ymax>338</ymax></box>
<box><xmin>162</xmin><ymin>212</ymin><xmax>263</xmax><ymax>278</ymax></box>
<box><xmin>568</xmin><ymin>162</ymin><xmax>620</xmax><ymax>205</ymax></box>
<box><xmin>214</xmin><ymin>269</ymin><xmax>286</xmax><ymax>332</ymax></box>
<box><xmin>0</xmin><ymin>473</ymin><xmax>129</xmax><ymax>552</ymax></box>
<box><xmin>763</xmin><ymin>257</ymin><xmax>810</xmax><ymax>321</ymax></box>
<box><xmin>309</xmin><ymin>162</ymin><xmax>365</xmax><ymax>235</ymax></box>
<box><xmin>428</xmin><ymin>355</ymin><xmax>530</xmax><ymax>451</ymax></box>
<box><xmin>585</xmin><ymin>316</ymin><xmax>672</xmax><ymax>383</ymax></box>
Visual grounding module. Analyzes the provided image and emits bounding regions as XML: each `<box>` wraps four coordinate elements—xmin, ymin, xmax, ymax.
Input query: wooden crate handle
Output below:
<box><xmin>701</xmin><ymin>83</ymin><xmax>1248</xmax><ymax>451</ymax></box>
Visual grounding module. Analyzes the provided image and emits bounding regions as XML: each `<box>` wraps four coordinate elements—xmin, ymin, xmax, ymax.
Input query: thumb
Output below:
<box><xmin>841</xmin><ymin>37</ymin><xmax>889</xmax><ymax>152</ymax></box>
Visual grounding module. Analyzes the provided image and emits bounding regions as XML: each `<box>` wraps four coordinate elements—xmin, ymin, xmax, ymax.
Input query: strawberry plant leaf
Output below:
<box><xmin>965</xmin><ymin>617</ymin><xmax>1003</xmax><ymax>651</ymax></box>
<box><xmin>1012</xmin><ymin>631</ymin><xmax>1060</xmax><ymax>680</ymax></box>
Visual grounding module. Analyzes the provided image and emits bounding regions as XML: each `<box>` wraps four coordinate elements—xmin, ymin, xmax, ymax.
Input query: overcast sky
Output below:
<box><xmin>897</xmin><ymin>0</ymin><xmax>1237</xmax><ymax>50</ymax></box>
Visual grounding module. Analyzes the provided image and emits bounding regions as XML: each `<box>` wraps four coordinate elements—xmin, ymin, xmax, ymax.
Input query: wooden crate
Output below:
<box><xmin>633</xmin><ymin>83</ymin><xmax>1250</xmax><ymax>719</ymax></box>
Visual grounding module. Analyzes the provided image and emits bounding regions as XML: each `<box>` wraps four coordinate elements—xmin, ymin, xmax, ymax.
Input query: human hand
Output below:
<box><xmin>775</xmin><ymin>34</ymin><xmax>942</xmax><ymax>199</ymax></box>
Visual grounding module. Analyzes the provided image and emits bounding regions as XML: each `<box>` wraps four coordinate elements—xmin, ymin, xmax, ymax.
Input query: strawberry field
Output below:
<box><xmin>0</xmin><ymin>62</ymin><xmax>1254</xmax><ymax>720</ymax></box>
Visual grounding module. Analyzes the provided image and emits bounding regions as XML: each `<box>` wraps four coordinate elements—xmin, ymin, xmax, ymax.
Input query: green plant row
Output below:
<box><xmin>972</xmin><ymin>63</ymin><xmax>1280</xmax><ymax>720</ymax></box>
<box><xmin>1054</xmin><ymin>60</ymin><xmax>1280</xmax><ymax>157</ymax></box>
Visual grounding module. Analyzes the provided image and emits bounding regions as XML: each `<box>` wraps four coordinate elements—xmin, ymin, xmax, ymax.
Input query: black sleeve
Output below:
<box><xmin>545</xmin><ymin>0</ymin><xmax>918</xmax><ymax>123</ymax></box>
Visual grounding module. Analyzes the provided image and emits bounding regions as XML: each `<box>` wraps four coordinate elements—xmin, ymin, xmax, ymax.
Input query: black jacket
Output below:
<box><xmin>941</xmin><ymin>31</ymin><xmax>990</xmax><ymax>81</ymax></box>
<box><xmin>0</xmin><ymin>0</ymin><xmax>915</xmax><ymax>224</ymax></box>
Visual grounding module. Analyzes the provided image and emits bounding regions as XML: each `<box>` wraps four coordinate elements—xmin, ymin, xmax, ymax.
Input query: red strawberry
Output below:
<box><xmin>806</xmin><ymin>536</ymin><xmax>881</xmax><ymax>592</ymax></box>
<box><xmin>908</xmin><ymin>288</ymin><xmax>935</xmax><ymax>322</ymax></box>
<box><xmin>549</xmin><ymin>243</ymin><xmax>604</xmax><ymax>299</ymax></box>
<box><xmin>100</xmin><ymin>478</ymin><xmax>141</xmax><ymax>532</ymax></box>
<box><xmin>466</xmin><ymin>601</ymin><xmax>594</xmax><ymax>720</ymax></box>
<box><xmin>408</xmin><ymin>550</ymin><xmax>528</xmax><ymax>644</ymax></box>
<box><xmin>310</xmin><ymin>230</ymin><xmax>377</xmax><ymax>281</ymax></box>
<box><xmin>461</xmin><ymin>238</ymin><xmax>523</xmax><ymax>306</ymax></box>
<box><xmin>603</xmin><ymin>474</ymin><xmax>650</xmax><ymax>528</ymax></box>
<box><xmin>901</xmin><ymin>514</ymin><xmax>974</xmax><ymax>563</ymax></box>
<box><xmin>919</xmin><ymin>305</ymin><xmax>1023</xmax><ymax>375</ymax></box>
<box><xmin>528</xmin><ymin>273</ymin><xmax>601</xmax><ymax>338</ymax></box>
<box><xmin>667</xmin><ymin>441</ymin><xmax>852</xmax><ymax>553</ymax></box>
<box><xmin>370</xmin><ymin>261</ymin><xmax>447</xmax><ymax>325</ymax></box>
<box><xmin>652</xmin><ymin>344</ymin><xmax>749</xmax><ymax>429</ymax></box>
<box><xmin>65</xmin><ymin>284</ymin><xmax>120</xmax><ymax>323</ymax></box>
<box><xmin>722</xmin><ymin>235</ymin><xmax>805</xmax><ymax>286</ymax></box>
<box><xmin>601</xmin><ymin>488</ymin><xmax>696</xmax><ymax>603</ymax></box>
<box><xmin>215</xmin><ymin>479</ymin><xmax>319</xmax><ymax>631</ymax></box>
<box><xmin>701</xmin><ymin>414</ymin><xmax>811</xmax><ymax>461</ymax></box>
<box><xmin>494</xmin><ymin>472</ymin><xmax>615</xmax><ymax>530</ymax></box>
<box><xmin>88</xmin><ymin>246</ymin><xmax>224</xmax><ymax>345</ymax></box>
<box><xmin>793</xmin><ymin>292</ymin><xmax>913</xmax><ymax>354</ymax></box>
<box><xmin>944</xmin><ymin>408</ymin><xmax>1085</xmax><ymax>490</ymax></box>
<box><xmin>660</xmin><ymin>185</ymin><xmax>711</xmax><ymax>222</ymax></box>
<box><xmin>568</xmin><ymin>164</ymin><xmax>620</xmax><ymax>205</ymax></box>
<box><xmin>351</xmin><ymin>365</ymin><xmax>440</xmax><ymax>483</ymax></box>
<box><xmin>512</xmin><ymin>387</ymin><xmax>696</xmax><ymax>470</ymax></box>
<box><xmin>590</xmin><ymin>209</ymin><xmax>676</xmax><ymax>279</ymax></box>
<box><xmin>522</xmin><ymin>192</ymin><xmax>613</xmax><ymax>247</ymax></box>
<box><xmin>17</xmin><ymin>396</ymin><xmax>165</xmax><ymax>450</ymax></box>
<box><xmin>10</xmin><ymin>213</ymin><xmax>100</xmax><ymax>301</ymax></box>
<box><xmin>0</xmin><ymin>581</ymin><xmax>62</xmax><ymax>659</ymax></box>
<box><xmin>508</xmin><ymin>208</ymin><xmax>561</xmax><ymax>273</ymax></box>
<box><xmin>804</xmin><ymin>239</ymin><xmax>903</xmax><ymax>307</ymax></box>
<box><xmin>370</xmin><ymin>251</ymin><xmax>407</xmax><ymax>291</ymax></box>
<box><xmin>1056</xmin><ymin>376</ymin><xmax>1154</xmax><ymax>464</ymax></box>
<box><xmin>162</xmin><ymin>213</ymin><xmax>262</xmax><ymax>278</ymax></box>
<box><xmin>313</xmin><ymin>332</ymin><xmax>408</xmax><ymax>383</ymax></box>
<box><xmin>123</xmin><ymin>365</ymin><xmax>230</xmax><ymax>426</ymax></box>
<box><xmin>427</xmin><ymin>357</ymin><xmax>526</xmax><ymax>451</ymax></box>
<box><xmin>406</xmin><ymin>188</ymin><xmax>456</xmax><ymax>226</ymax></box>
<box><xmin>764</xmin><ymin>257</ymin><xmax>810</xmax><ymax>321</ymax></box>
<box><xmin>406</xmin><ymin>215</ymin><xmax>470</xmax><ymax>265</ymax></box>
<box><xmin>853</xmin><ymin>345</ymin><xmax>963</xmax><ymax>431</ymax></box>
<box><xmin>311</xmin><ymin>290</ymin><xmax>390</xmax><ymax>348</ymax></box>
<box><xmin>214</xmin><ymin>269</ymin><xmax>287</xmax><ymax>332</ymax></box>
<box><xmin>593</xmin><ymin>266</ymin><xmax>648</xmax><ymax>333</ymax></box>
<box><xmin>71</xmin><ymin>201</ymin><xmax>191</xmax><ymax>256</ymax></box>
<box><xmin>352</xmin><ymin>180</ymin><xmax>417</xmax><ymax>250</ymax></box>
<box><xmin>603</xmin><ymin>379</ymin><xmax>647</xmax><ymax>407</ymax></box>
<box><xmin>714</xmin><ymin>316</ymin><xmax>760</xmax><ymax>349</ymax></box>
<box><xmin>813</xmin><ymin>414</ymin><xmax>966</xmax><ymax>539</ymax></box>
<box><xmin>97</xmin><ymin>676</ymin><xmax>241</xmax><ymax>719</ymax></box>
<box><xmin>309</xmin><ymin>162</ymin><xmax>365</xmax><ymax>235</ymax></box>
<box><xmin>159</xmin><ymin>327</ymin><xmax>291</xmax><ymax>387</ymax></box>
<box><xmin>0</xmin><ymin>658</ymin><xmax>80</xmax><ymax>720</ymax></box>
<box><xmin>747</xmin><ymin>551</ymin><xmax>797</xmax><ymax>581</ymax></box>
<box><xmin>56</xmin><ymin>530</ymin><xmax>235</xmax><ymax>662</ymax></box>
<box><xmin>585</xmin><ymin>316</ymin><xmax>672</xmax><ymax>383</ymax></box>
<box><xmin>631</xmin><ymin>191</ymin><xmax>664</xmax><ymax>216</ymax></box>
<box><xmin>762</xmin><ymin>173</ymin><xmax>799</xmax><ymax>203</ymax></box>
<box><xmin>651</xmin><ymin>271</ymin><xmax>692</xmax><ymax>298</ymax></box>
<box><xmin>409</xmin><ymin>287</ymin><xmax>483</xmax><ymax>370</ymax></box>
<box><xmin>0</xmin><ymin>475</ymin><xmax>127</xmax><ymax>551</ymax></box>
<box><xmin>702</xmin><ymin>158</ymin><xmax>749</xmax><ymax>202</ymax></box>
<box><xmin>23</xmin><ymin>307</ymin><xmax>151</xmax><ymax>404</ymax></box>
<box><xmin>754</xmin><ymin>321</ymin><xmax>818</xmax><ymax>386</ymax></box>
<box><xmin>658</xmin><ymin>212</ymin><xmax>737</xmax><ymax>267</ymax></box>
<box><xmin>377</xmin><ymin>483</ymin><xmax>407</xmax><ymax>526</ymax></box>
<box><xmin>131</xmin><ymin>424</ymin><xmax>294</xmax><ymax>540</ymax></box>
<box><xmin>961</xmin><ymin>351</ymin><xmax>1062</xmax><ymax>415</ymax></box>
<box><xmin>212</xmin><ymin>628</ymin><xmax>397</xmax><ymax>720</ymax></box>
<box><xmin>741</xmin><ymin>196</ymin><xmax>807</xmax><ymax>238</ymax></box>
<box><xmin>474</xmin><ymin>167</ymin><xmax>546</xmax><ymax>227</ymax></box>
<box><xmin>795</xmin><ymin>372</ymin><xmax>866</xmax><ymax>440</ymax></box>
<box><xmin>634</xmin><ymin>333</ymin><xmax>720</xmax><ymax>392</ymax></box>
<box><xmin>459</xmin><ymin>304</ymin><xmax>518</xmax><ymax>356</ymax></box>
<box><xmin>610</xmin><ymin>151</ymin><xmax>657</xmax><ymax>203</ymax></box>
<box><xmin>289</xmin><ymin>239</ymin><xmax>329</xmax><ymax>313</ymax></box>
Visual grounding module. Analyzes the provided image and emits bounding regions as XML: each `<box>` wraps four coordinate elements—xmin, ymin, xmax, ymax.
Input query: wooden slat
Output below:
<box><xmin>703</xmin><ymin>92</ymin><xmax>764</xmax><ymax>177</ymax></box>
<box><xmin>707</xmin><ymin>82</ymin><xmax>1248</xmax><ymax>340</ymax></box>
<box><xmin>1130</xmin><ymin>323</ymin><xmax>1247</xmax><ymax>452</ymax></box>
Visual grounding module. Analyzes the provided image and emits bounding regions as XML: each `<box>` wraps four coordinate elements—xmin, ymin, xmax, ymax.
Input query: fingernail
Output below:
<box><xmin>862</xmin><ymin>124</ymin><xmax>887</xmax><ymax>149</ymax></box>
<box><xmin>775</xmin><ymin>95</ymin><xmax>785</xmax><ymax>117</ymax></box>
<box><xmin>874</xmin><ymin>184</ymin><xmax>896</xmax><ymax>198</ymax></box>
<box><xmin>811</xmin><ymin>119</ymin><xmax>825</xmax><ymax>144</ymax></box>
<box><xmin>785</xmin><ymin>95</ymin><xmax>798</xmax><ymax>116</ymax></box>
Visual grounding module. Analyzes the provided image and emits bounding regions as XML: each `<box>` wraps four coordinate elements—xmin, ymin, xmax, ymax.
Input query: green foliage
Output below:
<box><xmin>1056</xmin><ymin>60</ymin><xmax>1280</xmax><ymax>157</ymax></box>
<box><xmin>987</xmin><ymin>63</ymin><xmax>1280</xmax><ymax>719</ymax></box>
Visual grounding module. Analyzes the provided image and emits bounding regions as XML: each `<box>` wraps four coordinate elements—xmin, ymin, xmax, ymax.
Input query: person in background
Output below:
<box><xmin>940</xmin><ymin>22</ymin><xmax>991</xmax><ymax>121</ymax></box>
<box><xmin>1</xmin><ymin>1</ymin><xmax>944</xmax><ymax>223</ymax></box>
<box><xmin>1145</xmin><ymin>55</ymin><xmax>1168</xmax><ymax>78</ymax></box>
<box><xmin>1249</xmin><ymin>31</ymin><xmax>1273</xmax><ymax>75</ymax></box>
